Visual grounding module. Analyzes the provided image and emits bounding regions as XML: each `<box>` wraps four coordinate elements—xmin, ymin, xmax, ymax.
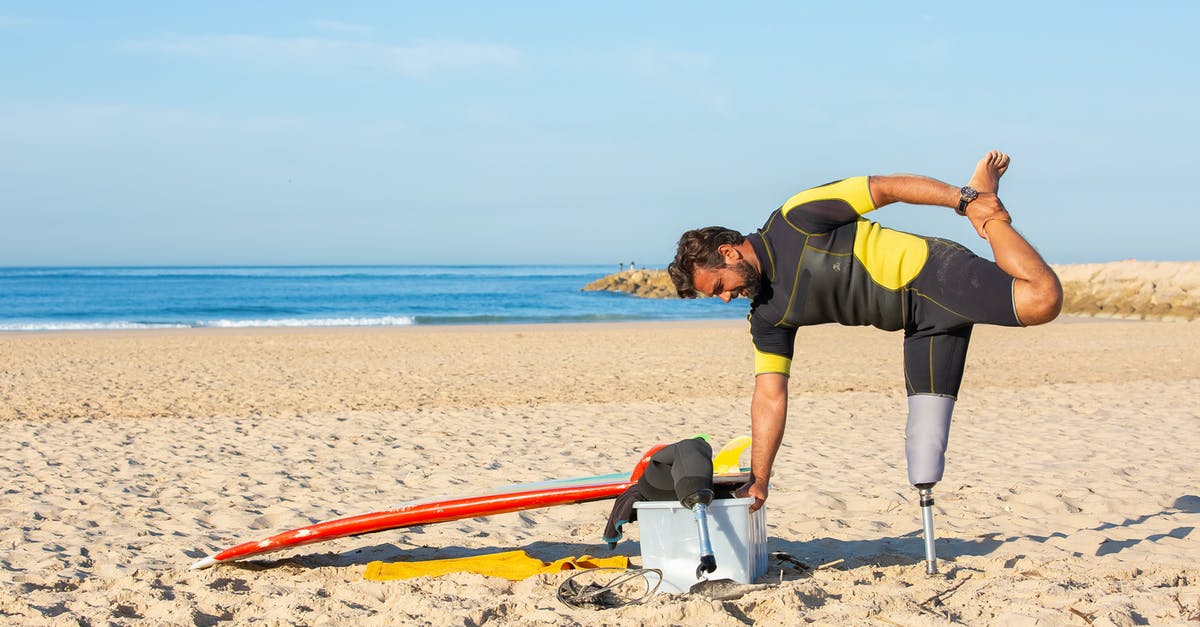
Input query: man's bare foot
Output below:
<box><xmin>966</xmin><ymin>150</ymin><xmax>1009</xmax><ymax>194</ymax></box>
<box><xmin>964</xmin><ymin>151</ymin><xmax>1012</xmax><ymax>237</ymax></box>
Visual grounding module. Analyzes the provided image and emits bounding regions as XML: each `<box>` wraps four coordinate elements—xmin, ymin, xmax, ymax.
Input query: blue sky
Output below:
<box><xmin>2</xmin><ymin>2</ymin><xmax>1196</xmax><ymax>266</ymax></box>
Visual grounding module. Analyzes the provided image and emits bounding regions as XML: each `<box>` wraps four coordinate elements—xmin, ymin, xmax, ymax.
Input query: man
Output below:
<box><xmin>667</xmin><ymin>151</ymin><xmax>1062</xmax><ymax>570</ymax></box>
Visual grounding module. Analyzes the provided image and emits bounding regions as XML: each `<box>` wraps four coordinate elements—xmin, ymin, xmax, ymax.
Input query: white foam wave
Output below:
<box><xmin>0</xmin><ymin>321</ymin><xmax>190</xmax><ymax>332</ymax></box>
<box><xmin>0</xmin><ymin>316</ymin><xmax>417</xmax><ymax>332</ymax></box>
<box><xmin>201</xmin><ymin>316</ymin><xmax>417</xmax><ymax>328</ymax></box>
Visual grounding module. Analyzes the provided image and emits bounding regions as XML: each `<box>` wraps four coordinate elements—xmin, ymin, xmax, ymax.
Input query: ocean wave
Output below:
<box><xmin>0</xmin><ymin>321</ymin><xmax>191</xmax><ymax>332</ymax></box>
<box><xmin>0</xmin><ymin>311</ymin><xmax>732</xmax><ymax>332</ymax></box>
<box><xmin>0</xmin><ymin>316</ymin><xmax>418</xmax><ymax>332</ymax></box>
<box><xmin>0</xmin><ymin>266</ymin><xmax>617</xmax><ymax>281</ymax></box>
<box><xmin>200</xmin><ymin>316</ymin><xmax>416</xmax><ymax>328</ymax></box>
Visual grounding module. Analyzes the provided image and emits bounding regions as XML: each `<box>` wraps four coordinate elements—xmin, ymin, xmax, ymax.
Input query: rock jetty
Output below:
<box><xmin>1055</xmin><ymin>260</ymin><xmax>1199</xmax><ymax>321</ymax></box>
<box><xmin>582</xmin><ymin>269</ymin><xmax>677</xmax><ymax>299</ymax></box>
<box><xmin>582</xmin><ymin>261</ymin><xmax>1200</xmax><ymax>321</ymax></box>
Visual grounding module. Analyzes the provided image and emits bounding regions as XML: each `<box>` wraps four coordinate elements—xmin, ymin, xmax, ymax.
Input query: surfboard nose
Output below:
<box><xmin>189</xmin><ymin>554</ymin><xmax>218</xmax><ymax>570</ymax></box>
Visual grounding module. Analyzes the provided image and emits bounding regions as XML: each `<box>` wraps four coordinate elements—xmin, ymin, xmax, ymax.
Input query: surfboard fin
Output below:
<box><xmin>712</xmin><ymin>436</ymin><xmax>751</xmax><ymax>474</ymax></box>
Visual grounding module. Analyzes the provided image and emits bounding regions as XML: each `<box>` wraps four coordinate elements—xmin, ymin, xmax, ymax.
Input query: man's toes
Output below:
<box><xmin>986</xmin><ymin>152</ymin><xmax>1010</xmax><ymax>175</ymax></box>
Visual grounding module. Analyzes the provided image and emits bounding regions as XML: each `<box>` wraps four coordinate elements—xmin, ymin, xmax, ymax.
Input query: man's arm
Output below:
<box><xmin>737</xmin><ymin>372</ymin><xmax>788</xmax><ymax>512</ymax></box>
<box><xmin>871</xmin><ymin>174</ymin><xmax>1008</xmax><ymax>228</ymax></box>
<box><xmin>868</xmin><ymin>174</ymin><xmax>961</xmax><ymax>209</ymax></box>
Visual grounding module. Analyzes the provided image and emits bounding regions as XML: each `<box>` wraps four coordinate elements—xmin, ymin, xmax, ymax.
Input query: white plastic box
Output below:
<box><xmin>633</xmin><ymin>497</ymin><xmax>768</xmax><ymax>594</ymax></box>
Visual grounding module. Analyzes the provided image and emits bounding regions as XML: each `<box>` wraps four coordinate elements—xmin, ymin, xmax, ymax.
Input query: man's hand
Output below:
<box><xmin>965</xmin><ymin>192</ymin><xmax>1005</xmax><ymax>218</ymax></box>
<box><xmin>965</xmin><ymin>193</ymin><xmax>1012</xmax><ymax>239</ymax></box>
<box><xmin>734</xmin><ymin>478</ymin><xmax>769</xmax><ymax>512</ymax></box>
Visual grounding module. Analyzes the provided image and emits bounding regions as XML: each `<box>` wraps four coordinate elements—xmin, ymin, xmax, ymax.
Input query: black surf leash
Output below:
<box><xmin>555</xmin><ymin>567</ymin><xmax>663</xmax><ymax>609</ymax></box>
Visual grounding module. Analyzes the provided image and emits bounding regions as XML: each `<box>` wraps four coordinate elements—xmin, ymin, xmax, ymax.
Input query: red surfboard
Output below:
<box><xmin>192</xmin><ymin>442</ymin><xmax>750</xmax><ymax>569</ymax></box>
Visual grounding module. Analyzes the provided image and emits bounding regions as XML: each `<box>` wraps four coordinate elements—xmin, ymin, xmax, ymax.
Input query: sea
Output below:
<box><xmin>0</xmin><ymin>266</ymin><xmax>743</xmax><ymax>332</ymax></box>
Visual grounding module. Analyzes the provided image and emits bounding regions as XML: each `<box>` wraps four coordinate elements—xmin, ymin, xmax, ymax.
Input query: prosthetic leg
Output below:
<box><xmin>905</xmin><ymin>395</ymin><xmax>955</xmax><ymax>575</ymax></box>
<box><xmin>638</xmin><ymin>438</ymin><xmax>718</xmax><ymax>578</ymax></box>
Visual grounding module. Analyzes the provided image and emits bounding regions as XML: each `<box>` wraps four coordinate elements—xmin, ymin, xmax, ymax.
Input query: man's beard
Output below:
<box><xmin>732</xmin><ymin>260</ymin><xmax>762</xmax><ymax>300</ymax></box>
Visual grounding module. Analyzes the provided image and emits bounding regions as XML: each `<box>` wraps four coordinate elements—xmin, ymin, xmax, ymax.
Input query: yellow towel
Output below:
<box><xmin>363</xmin><ymin>550</ymin><xmax>630</xmax><ymax>581</ymax></box>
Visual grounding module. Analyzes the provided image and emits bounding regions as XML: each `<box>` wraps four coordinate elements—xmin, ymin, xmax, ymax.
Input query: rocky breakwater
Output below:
<box><xmin>582</xmin><ymin>268</ymin><xmax>677</xmax><ymax>298</ymax></box>
<box><xmin>1055</xmin><ymin>260</ymin><xmax>1199</xmax><ymax>321</ymax></box>
<box><xmin>583</xmin><ymin>261</ymin><xmax>1200</xmax><ymax>321</ymax></box>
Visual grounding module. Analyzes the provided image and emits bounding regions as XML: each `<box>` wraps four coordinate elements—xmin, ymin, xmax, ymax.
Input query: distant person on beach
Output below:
<box><xmin>667</xmin><ymin>151</ymin><xmax>1062</xmax><ymax>516</ymax></box>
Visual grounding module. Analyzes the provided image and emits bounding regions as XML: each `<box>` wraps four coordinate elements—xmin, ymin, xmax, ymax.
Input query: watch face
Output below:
<box><xmin>957</xmin><ymin>186</ymin><xmax>978</xmax><ymax>215</ymax></box>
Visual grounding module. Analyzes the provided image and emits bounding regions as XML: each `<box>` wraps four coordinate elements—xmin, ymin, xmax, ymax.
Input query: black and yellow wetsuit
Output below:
<box><xmin>746</xmin><ymin>176</ymin><xmax>1021</xmax><ymax>398</ymax></box>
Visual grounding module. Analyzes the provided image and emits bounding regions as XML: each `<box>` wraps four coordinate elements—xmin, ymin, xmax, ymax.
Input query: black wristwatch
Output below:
<box><xmin>956</xmin><ymin>186</ymin><xmax>979</xmax><ymax>215</ymax></box>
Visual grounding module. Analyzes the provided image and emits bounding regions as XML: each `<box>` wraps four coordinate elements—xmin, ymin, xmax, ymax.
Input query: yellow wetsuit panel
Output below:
<box><xmin>852</xmin><ymin>219</ymin><xmax>928</xmax><ymax>291</ymax></box>
<box><xmin>781</xmin><ymin>176</ymin><xmax>876</xmax><ymax>219</ymax></box>
<box><xmin>754</xmin><ymin>347</ymin><xmax>793</xmax><ymax>376</ymax></box>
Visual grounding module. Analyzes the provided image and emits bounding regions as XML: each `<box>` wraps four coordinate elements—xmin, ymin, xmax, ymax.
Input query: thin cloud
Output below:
<box><xmin>628</xmin><ymin>46</ymin><xmax>711</xmax><ymax>78</ymax></box>
<box><xmin>625</xmin><ymin>46</ymin><xmax>734</xmax><ymax>118</ymax></box>
<box><xmin>310</xmin><ymin>19</ymin><xmax>373</xmax><ymax>35</ymax></box>
<box><xmin>0</xmin><ymin>15</ymin><xmax>37</xmax><ymax>28</ymax></box>
<box><xmin>125</xmin><ymin>34</ymin><xmax>520</xmax><ymax>77</ymax></box>
<box><xmin>0</xmin><ymin>103</ymin><xmax>306</xmax><ymax>142</ymax></box>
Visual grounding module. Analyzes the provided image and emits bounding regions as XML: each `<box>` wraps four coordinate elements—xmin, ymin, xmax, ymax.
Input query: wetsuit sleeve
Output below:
<box><xmin>780</xmin><ymin>176</ymin><xmax>876</xmax><ymax>233</ymax></box>
<box><xmin>750</xmin><ymin>313</ymin><xmax>797</xmax><ymax>376</ymax></box>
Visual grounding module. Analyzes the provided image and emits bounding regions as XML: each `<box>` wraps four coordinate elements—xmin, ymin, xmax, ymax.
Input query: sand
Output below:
<box><xmin>2</xmin><ymin>317</ymin><xmax>1199</xmax><ymax>625</ymax></box>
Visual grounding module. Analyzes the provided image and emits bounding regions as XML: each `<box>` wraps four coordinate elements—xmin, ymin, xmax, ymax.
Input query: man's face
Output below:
<box><xmin>692</xmin><ymin>260</ymin><xmax>761</xmax><ymax>303</ymax></box>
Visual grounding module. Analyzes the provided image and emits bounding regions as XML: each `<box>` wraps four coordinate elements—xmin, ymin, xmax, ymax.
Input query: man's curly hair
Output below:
<box><xmin>666</xmin><ymin>226</ymin><xmax>746</xmax><ymax>298</ymax></box>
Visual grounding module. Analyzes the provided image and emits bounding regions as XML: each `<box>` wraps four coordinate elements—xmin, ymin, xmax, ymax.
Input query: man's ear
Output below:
<box><xmin>717</xmin><ymin>244</ymin><xmax>743</xmax><ymax>263</ymax></box>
